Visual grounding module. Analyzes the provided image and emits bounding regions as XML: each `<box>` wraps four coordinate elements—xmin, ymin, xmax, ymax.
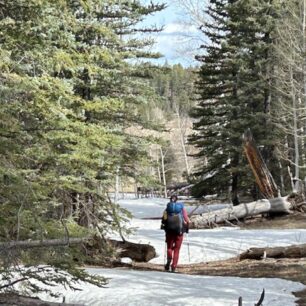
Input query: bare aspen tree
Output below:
<box><xmin>274</xmin><ymin>0</ymin><xmax>306</xmax><ymax>191</ymax></box>
<box><xmin>174</xmin><ymin>102</ymin><xmax>190</xmax><ymax>176</ymax></box>
<box><xmin>159</xmin><ymin>147</ymin><xmax>168</xmax><ymax>198</ymax></box>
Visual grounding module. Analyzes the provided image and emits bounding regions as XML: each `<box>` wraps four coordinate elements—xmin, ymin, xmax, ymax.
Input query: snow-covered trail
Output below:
<box><xmin>117</xmin><ymin>197</ymin><xmax>306</xmax><ymax>264</ymax></box>
<box><xmin>41</xmin><ymin>268</ymin><xmax>305</xmax><ymax>306</ymax></box>
<box><xmin>39</xmin><ymin>197</ymin><xmax>306</xmax><ymax>305</ymax></box>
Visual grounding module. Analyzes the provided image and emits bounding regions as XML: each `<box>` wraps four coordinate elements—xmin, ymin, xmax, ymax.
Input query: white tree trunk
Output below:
<box><xmin>290</xmin><ymin>68</ymin><xmax>301</xmax><ymax>192</ymax></box>
<box><xmin>191</xmin><ymin>200</ymin><xmax>271</xmax><ymax>228</ymax></box>
<box><xmin>191</xmin><ymin>197</ymin><xmax>292</xmax><ymax>228</ymax></box>
<box><xmin>302</xmin><ymin>0</ymin><xmax>306</xmax><ymax>169</ymax></box>
<box><xmin>114</xmin><ymin>166</ymin><xmax>120</xmax><ymax>203</ymax></box>
<box><xmin>174</xmin><ymin>103</ymin><xmax>190</xmax><ymax>176</ymax></box>
<box><xmin>160</xmin><ymin>147</ymin><xmax>167</xmax><ymax>198</ymax></box>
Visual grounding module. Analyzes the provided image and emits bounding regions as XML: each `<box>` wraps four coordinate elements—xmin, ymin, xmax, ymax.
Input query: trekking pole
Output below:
<box><xmin>164</xmin><ymin>241</ymin><xmax>167</xmax><ymax>265</ymax></box>
<box><xmin>186</xmin><ymin>233</ymin><xmax>191</xmax><ymax>263</ymax></box>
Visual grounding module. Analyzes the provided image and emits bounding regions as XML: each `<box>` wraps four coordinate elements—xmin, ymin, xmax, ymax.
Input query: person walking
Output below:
<box><xmin>161</xmin><ymin>194</ymin><xmax>190</xmax><ymax>272</ymax></box>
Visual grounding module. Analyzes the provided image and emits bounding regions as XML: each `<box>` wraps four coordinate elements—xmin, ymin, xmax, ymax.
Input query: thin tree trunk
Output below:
<box><xmin>279</xmin><ymin>161</ymin><xmax>285</xmax><ymax>194</ymax></box>
<box><xmin>156</xmin><ymin>157</ymin><xmax>162</xmax><ymax>183</ymax></box>
<box><xmin>302</xmin><ymin>0</ymin><xmax>306</xmax><ymax>168</ymax></box>
<box><xmin>114</xmin><ymin>166</ymin><xmax>120</xmax><ymax>203</ymax></box>
<box><xmin>174</xmin><ymin>103</ymin><xmax>190</xmax><ymax>176</ymax></box>
<box><xmin>160</xmin><ymin>147</ymin><xmax>167</xmax><ymax>198</ymax></box>
<box><xmin>290</xmin><ymin>68</ymin><xmax>300</xmax><ymax>192</ymax></box>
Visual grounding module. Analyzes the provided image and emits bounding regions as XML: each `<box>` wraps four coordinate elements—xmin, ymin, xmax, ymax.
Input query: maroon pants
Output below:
<box><xmin>166</xmin><ymin>232</ymin><xmax>184</xmax><ymax>269</ymax></box>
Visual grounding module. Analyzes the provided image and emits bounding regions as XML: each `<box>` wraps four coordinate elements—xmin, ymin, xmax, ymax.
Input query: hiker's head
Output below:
<box><xmin>170</xmin><ymin>195</ymin><xmax>178</xmax><ymax>202</ymax></box>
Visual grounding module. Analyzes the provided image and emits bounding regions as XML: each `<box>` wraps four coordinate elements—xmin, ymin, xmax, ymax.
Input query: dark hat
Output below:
<box><xmin>170</xmin><ymin>194</ymin><xmax>178</xmax><ymax>202</ymax></box>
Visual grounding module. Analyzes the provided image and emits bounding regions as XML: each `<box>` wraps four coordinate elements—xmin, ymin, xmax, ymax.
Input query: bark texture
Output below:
<box><xmin>190</xmin><ymin>197</ymin><xmax>292</xmax><ymax>228</ymax></box>
<box><xmin>109</xmin><ymin>239</ymin><xmax>156</xmax><ymax>262</ymax></box>
<box><xmin>240</xmin><ymin>243</ymin><xmax>306</xmax><ymax>260</ymax></box>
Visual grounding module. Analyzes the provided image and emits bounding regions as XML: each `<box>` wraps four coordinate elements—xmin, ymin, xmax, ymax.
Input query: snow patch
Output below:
<box><xmin>39</xmin><ymin>268</ymin><xmax>305</xmax><ymax>306</ymax></box>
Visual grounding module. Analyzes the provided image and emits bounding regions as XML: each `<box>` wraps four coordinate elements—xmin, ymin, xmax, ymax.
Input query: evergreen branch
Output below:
<box><xmin>0</xmin><ymin>277</ymin><xmax>29</xmax><ymax>290</ymax></box>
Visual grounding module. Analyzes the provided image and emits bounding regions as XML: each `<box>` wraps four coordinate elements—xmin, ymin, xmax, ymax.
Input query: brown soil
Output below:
<box><xmin>242</xmin><ymin>212</ymin><xmax>306</xmax><ymax>230</ymax></box>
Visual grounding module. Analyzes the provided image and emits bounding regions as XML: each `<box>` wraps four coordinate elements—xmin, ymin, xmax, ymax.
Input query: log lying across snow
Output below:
<box><xmin>0</xmin><ymin>237</ymin><xmax>156</xmax><ymax>263</ymax></box>
<box><xmin>190</xmin><ymin>197</ymin><xmax>292</xmax><ymax>229</ymax></box>
<box><xmin>239</xmin><ymin>243</ymin><xmax>306</xmax><ymax>260</ymax></box>
<box><xmin>109</xmin><ymin>239</ymin><xmax>156</xmax><ymax>262</ymax></box>
<box><xmin>0</xmin><ymin>238</ymin><xmax>89</xmax><ymax>250</ymax></box>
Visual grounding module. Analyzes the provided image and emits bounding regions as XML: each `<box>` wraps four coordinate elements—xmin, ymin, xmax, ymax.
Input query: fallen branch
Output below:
<box><xmin>0</xmin><ymin>238</ymin><xmax>89</xmax><ymax>250</ymax></box>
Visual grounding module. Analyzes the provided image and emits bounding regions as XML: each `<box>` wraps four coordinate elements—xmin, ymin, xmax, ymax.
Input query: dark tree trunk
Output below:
<box><xmin>240</xmin><ymin>243</ymin><xmax>306</xmax><ymax>260</ymax></box>
<box><xmin>108</xmin><ymin>239</ymin><xmax>156</xmax><ymax>262</ymax></box>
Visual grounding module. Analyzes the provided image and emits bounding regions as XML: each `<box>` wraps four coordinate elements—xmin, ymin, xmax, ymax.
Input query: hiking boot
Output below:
<box><xmin>171</xmin><ymin>266</ymin><xmax>176</xmax><ymax>273</ymax></box>
<box><xmin>164</xmin><ymin>259</ymin><xmax>171</xmax><ymax>271</ymax></box>
<box><xmin>164</xmin><ymin>263</ymin><xmax>170</xmax><ymax>271</ymax></box>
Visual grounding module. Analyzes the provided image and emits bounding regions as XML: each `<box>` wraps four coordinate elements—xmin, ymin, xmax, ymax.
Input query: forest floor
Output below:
<box><xmin>242</xmin><ymin>212</ymin><xmax>306</xmax><ymax>230</ymax></box>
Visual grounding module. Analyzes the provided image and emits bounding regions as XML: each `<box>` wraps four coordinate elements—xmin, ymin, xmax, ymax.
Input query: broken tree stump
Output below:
<box><xmin>239</xmin><ymin>243</ymin><xmax>306</xmax><ymax>260</ymax></box>
<box><xmin>243</xmin><ymin>129</ymin><xmax>278</xmax><ymax>199</ymax></box>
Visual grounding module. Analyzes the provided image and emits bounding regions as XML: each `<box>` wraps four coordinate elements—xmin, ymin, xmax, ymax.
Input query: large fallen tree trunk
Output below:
<box><xmin>191</xmin><ymin>200</ymin><xmax>270</xmax><ymax>228</ymax></box>
<box><xmin>190</xmin><ymin>197</ymin><xmax>292</xmax><ymax>228</ymax></box>
<box><xmin>239</xmin><ymin>243</ymin><xmax>306</xmax><ymax>260</ymax></box>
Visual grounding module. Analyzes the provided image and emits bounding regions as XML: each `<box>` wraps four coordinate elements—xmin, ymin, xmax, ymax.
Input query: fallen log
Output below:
<box><xmin>0</xmin><ymin>237</ymin><xmax>156</xmax><ymax>264</ymax></box>
<box><xmin>190</xmin><ymin>200</ymin><xmax>271</xmax><ymax>228</ymax></box>
<box><xmin>269</xmin><ymin>196</ymin><xmax>292</xmax><ymax>213</ymax></box>
<box><xmin>190</xmin><ymin>197</ymin><xmax>292</xmax><ymax>228</ymax></box>
<box><xmin>108</xmin><ymin>239</ymin><xmax>156</xmax><ymax>262</ymax></box>
<box><xmin>239</xmin><ymin>243</ymin><xmax>306</xmax><ymax>260</ymax></box>
<box><xmin>0</xmin><ymin>238</ymin><xmax>89</xmax><ymax>251</ymax></box>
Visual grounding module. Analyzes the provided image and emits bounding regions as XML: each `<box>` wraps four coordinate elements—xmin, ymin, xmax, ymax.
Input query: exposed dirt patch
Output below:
<box><xmin>242</xmin><ymin>213</ymin><xmax>306</xmax><ymax>230</ymax></box>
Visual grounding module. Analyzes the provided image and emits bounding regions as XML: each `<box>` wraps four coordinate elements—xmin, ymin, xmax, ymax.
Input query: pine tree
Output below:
<box><xmin>0</xmin><ymin>0</ymin><xmax>165</xmax><ymax>294</ymax></box>
<box><xmin>190</xmin><ymin>0</ymin><xmax>282</xmax><ymax>203</ymax></box>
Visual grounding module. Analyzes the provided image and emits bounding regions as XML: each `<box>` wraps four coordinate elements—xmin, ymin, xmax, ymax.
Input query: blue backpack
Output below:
<box><xmin>166</xmin><ymin>202</ymin><xmax>184</xmax><ymax>235</ymax></box>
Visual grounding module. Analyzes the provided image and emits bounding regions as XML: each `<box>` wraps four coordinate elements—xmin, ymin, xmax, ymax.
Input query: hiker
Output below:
<box><xmin>161</xmin><ymin>194</ymin><xmax>190</xmax><ymax>272</ymax></box>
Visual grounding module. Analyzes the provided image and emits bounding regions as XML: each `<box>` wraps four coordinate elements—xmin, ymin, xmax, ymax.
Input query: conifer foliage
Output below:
<box><xmin>0</xmin><ymin>0</ymin><xmax>165</xmax><ymax>293</ymax></box>
<box><xmin>190</xmin><ymin>0</ymin><xmax>282</xmax><ymax>203</ymax></box>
